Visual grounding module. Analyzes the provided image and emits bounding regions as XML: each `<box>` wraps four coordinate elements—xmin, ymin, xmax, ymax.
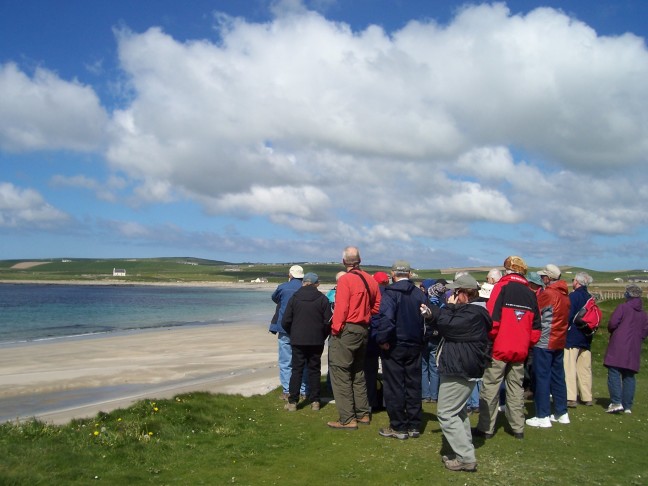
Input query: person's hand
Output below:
<box><xmin>420</xmin><ymin>304</ymin><xmax>432</xmax><ymax>317</ymax></box>
<box><xmin>447</xmin><ymin>293</ymin><xmax>458</xmax><ymax>304</ymax></box>
<box><xmin>379</xmin><ymin>342</ymin><xmax>390</xmax><ymax>351</ymax></box>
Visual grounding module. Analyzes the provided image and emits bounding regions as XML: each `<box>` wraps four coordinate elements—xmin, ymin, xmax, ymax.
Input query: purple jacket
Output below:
<box><xmin>603</xmin><ymin>298</ymin><xmax>648</xmax><ymax>373</ymax></box>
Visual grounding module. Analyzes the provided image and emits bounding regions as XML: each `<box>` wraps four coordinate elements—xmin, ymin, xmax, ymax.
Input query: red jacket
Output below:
<box><xmin>486</xmin><ymin>273</ymin><xmax>541</xmax><ymax>363</ymax></box>
<box><xmin>331</xmin><ymin>269</ymin><xmax>381</xmax><ymax>335</ymax></box>
<box><xmin>536</xmin><ymin>280</ymin><xmax>570</xmax><ymax>350</ymax></box>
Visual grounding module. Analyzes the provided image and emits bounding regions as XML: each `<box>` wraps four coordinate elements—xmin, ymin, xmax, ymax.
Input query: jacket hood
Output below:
<box><xmin>547</xmin><ymin>279</ymin><xmax>569</xmax><ymax>296</ymax></box>
<box><xmin>628</xmin><ymin>297</ymin><xmax>644</xmax><ymax>311</ymax></box>
<box><xmin>296</xmin><ymin>285</ymin><xmax>324</xmax><ymax>302</ymax></box>
<box><xmin>389</xmin><ymin>279</ymin><xmax>419</xmax><ymax>294</ymax></box>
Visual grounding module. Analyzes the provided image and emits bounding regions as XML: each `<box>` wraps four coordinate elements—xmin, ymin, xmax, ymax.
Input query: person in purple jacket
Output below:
<box><xmin>603</xmin><ymin>285</ymin><xmax>648</xmax><ymax>414</ymax></box>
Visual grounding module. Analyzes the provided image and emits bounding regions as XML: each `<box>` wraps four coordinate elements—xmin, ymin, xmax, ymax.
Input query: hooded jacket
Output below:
<box><xmin>430</xmin><ymin>302</ymin><xmax>492</xmax><ymax>379</ymax></box>
<box><xmin>536</xmin><ymin>279</ymin><xmax>570</xmax><ymax>350</ymax></box>
<box><xmin>375</xmin><ymin>279</ymin><xmax>428</xmax><ymax>347</ymax></box>
<box><xmin>486</xmin><ymin>273</ymin><xmax>541</xmax><ymax>362</ymax></box>
<box><xmin>282</xmin><ymin>285</ymin><xmax>333</xmax><ymax>346</ymax></box>
<box><xmin>604</xmin><ymin>297</ymin><xmax>648</xmax><ymax>372</ymax></box>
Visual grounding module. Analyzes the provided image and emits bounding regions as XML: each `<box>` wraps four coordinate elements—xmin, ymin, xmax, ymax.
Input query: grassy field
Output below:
<box><xmin>0</xmin><ymin>257</ymin><xmax>644</xmax><ymax>291</ymax></box>
<box><xmin>1</xmin><ymin>299</ymin><xmax>647</xmax><ymax>485</ymax></box>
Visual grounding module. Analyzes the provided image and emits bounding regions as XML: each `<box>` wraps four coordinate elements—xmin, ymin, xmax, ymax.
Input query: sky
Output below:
<box><xmin>1</xmin><ymin>0</ymin><xmax>647</xmax><ymax>270</ymax></box>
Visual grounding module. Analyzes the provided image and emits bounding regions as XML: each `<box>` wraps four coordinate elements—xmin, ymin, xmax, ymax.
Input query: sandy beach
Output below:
<box><xmin>0</xmin><ymin>322</ymin><xmax>322</xmax><ymax>425</ymax></box>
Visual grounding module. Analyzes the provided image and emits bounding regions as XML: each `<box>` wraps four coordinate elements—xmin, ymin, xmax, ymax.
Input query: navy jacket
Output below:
<box><xmin>566</xmin><ymin>285</ymin><xmax>593</xmax><ymax>349</ymax></box>
<box><xmin>375</xmin><ymin>279</ymin><xmax>428</xmax><ymax>348</ymax></box>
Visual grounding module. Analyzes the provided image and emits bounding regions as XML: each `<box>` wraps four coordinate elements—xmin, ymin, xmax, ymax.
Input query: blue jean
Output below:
<box><xmin>467</xmin><ymin>380</ymin><xmax>481</xmax><ymax>408</ymax></box>
<box><xmin>607</xmin><ymin>366</ymin><xmax>636</xmax><ymax>410</ymax></box>
<box><xmin>278</xmin><ymin>333</ymin><xmax>307</xmax><ymax>394</ymax></box>
<box><xmin>533</xmin><ymin>347</ymin><xmax>567</xmax><ymax>418</ymax></box>
<box><xmin>421</xmin><ymin>340</ymin><xmax>440</xmax><ymax>400</ymax></box>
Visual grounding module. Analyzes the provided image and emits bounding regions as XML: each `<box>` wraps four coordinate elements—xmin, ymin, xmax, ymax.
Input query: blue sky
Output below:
<box><xmin>1</xmin><ymin>0</ymin><xmax>647</xmax><ymax>270</ymax></box>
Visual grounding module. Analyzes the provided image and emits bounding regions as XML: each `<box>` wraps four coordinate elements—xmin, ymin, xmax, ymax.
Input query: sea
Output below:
<box><xmin>0</xmin><ymin>283</ymin><xmax>275</xmax><ymax>345</ymax></box>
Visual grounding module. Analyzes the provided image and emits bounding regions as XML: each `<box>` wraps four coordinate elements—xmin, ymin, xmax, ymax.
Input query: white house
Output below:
<box><xmin>113</xmin><ymin>268</ymin><xmax>126</xmax><ymax>277</ymax></box>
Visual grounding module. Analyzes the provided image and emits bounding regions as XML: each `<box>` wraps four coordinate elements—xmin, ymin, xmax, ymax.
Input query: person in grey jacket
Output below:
<box><xmin>603</xmin><ymin>285</ymin><xmax>648</xmax><ymax>414</ymax></box>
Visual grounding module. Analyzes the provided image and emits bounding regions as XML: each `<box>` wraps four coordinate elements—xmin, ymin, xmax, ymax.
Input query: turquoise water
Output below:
<box><xmin>0</xmin><ymin>283</ymin><xmax>274</xmax><ymax>344</ymax></box>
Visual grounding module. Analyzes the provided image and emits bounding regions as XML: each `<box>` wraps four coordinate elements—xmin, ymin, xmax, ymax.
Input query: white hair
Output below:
<box><xmin>487</xmin><ymin>268</ymin><xmax>502</xmax><ymax>283</ymax></box>
<box><xmin>574</xmin><ymin>272</ymin><xmax>593</xmax><ymax>286</ymax></box>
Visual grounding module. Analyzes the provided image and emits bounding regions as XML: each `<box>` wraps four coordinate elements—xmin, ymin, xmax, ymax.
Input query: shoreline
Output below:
<box><xmin>0</xmin><ymin>321</ymin><xmax>310</xmax><ymax>425</ymax></box>
<box><xmin>0</xmin><ymin>279</ymin><xmax>336</xmax><ymax>292</ymax></box>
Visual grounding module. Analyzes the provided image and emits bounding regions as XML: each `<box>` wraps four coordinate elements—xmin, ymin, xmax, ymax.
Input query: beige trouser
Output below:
<box><xmin>477</xmin><ymin>359</ymin><xmax>525</xmax><ymax>434</ymax></box>
<box><xmin>563</xmin><ymin>347</ymin><xmax>592</xmax><ymax>402</ymax></box>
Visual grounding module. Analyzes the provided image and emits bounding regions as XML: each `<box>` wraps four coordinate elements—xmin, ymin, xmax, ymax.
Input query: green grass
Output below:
<box><xmin>1</xmin><ymin>257</ymin><xmax>644</xmax><ymax>287</ymax></box>
<box><xmin>1</xmin><ymin>299</ymin><xmax>647</xmax><ymax>484</ymax></box>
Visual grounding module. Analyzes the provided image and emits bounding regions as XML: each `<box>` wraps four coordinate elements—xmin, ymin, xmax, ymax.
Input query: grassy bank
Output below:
<box><xmin>1</xmin><ymin>299</ymin><xmax>647</xmax><ymax>485</ymax></box>
<box><xmin>1</xmin><ymin>257</ymin><xmax>645</xmax><ymax>290</ymax></box>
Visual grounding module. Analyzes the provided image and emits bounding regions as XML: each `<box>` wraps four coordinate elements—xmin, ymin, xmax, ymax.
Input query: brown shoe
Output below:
<box><xmin>327</xmin><ymin>419</ymin><xmax>358</xmax><ymax>430</ymax></box>
<box><xmin>311</xmin><ymin>401</ymin><xmax>320</xmax><ymax>411</ymax></box>
<box><xmin>567</xmin><ymin>400</ymin><xmax>578</xmax><ymax>408</ymax></box>
<box><xmin>357</xmin><ymin>415</ymin><xmax>371</xmax><ymax>425</ymax></box>
<box><xmin>284</xmin><ymin>402</ymin><xmax>297</xmax><ymax>412</ymax></box>
<box><xmin>444</xmin><ymin>458</ymin><xmax>477</xmax><ymax>472</ymax></box>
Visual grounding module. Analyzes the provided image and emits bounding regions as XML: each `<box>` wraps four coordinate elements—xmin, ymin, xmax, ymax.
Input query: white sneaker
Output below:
<box><xmin>606</xmin><ymin>403</ymin><xmax>624</xmax><ymax>413</ymax></box>
<box><xmin>550</xmin><ymin>413</ymin><xmax>570</xmax><ymax>424</ymax></box>
<box><xmin>498</xmin><ymin>404</ymin><xmax>506</xmax><ymax>413</ymax></box>
<box><xmin>624</xmin><ymin>409</ymin><xmax>632</xmax><ymax>414</ymax></box>
<box><xmin>525</xmin><ymin>416</ymin><xmax>552</xmax><ymax>428</ymax></box>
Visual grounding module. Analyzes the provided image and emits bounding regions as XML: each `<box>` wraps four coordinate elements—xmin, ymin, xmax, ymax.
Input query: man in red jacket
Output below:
<box><xmin>474</xmin><ymin>256</ymin><xmax>541</xmax><ymax>440</ymax></box>
<box><xmin>327</xmin><ymin>246</ymin><xmax>381</xmax><ymax>429</ymax></box>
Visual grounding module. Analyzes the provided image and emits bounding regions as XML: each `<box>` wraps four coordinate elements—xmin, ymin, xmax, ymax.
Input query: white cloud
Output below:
<box><xmin>4</xmin><ymin>2</ymin><xmax>648</xmax><ymax>267</ymax></box>
<box><xmin>0</xmin><ymin>182</ymin><xmax>70</xmax><ymax>228</ymax></box>
<box><xmin>0</xmin><ymin>63</ymin><xmax>108</xmax><ymax>152</ymax></box>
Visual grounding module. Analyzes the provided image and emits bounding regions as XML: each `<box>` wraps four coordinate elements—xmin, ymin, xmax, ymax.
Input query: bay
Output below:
<box><xmin>0</xmin><ymin>283</ymin><xmax>275</xmax><ymax>344</ymax></box>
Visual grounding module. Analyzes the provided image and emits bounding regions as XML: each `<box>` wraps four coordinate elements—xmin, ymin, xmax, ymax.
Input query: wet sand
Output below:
<box><xmin>0</xmin><ymin>322</ymin><xmax>316</xmax><ymax>424</ymax></box>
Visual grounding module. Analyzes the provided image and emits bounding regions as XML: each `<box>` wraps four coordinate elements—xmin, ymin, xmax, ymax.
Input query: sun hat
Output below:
<box><xmin>446</xmin><ymin>274</ymin><xmax>480</xmax><ymax>290</ymax></box>
<box><xmin>537</xmin><ymin>264</ymin><xmax>561</xmax><ymax>280</ymax></box>
<box><xmin>503</xmin><ymin>256</ymin><xmax>528</xmax><ymax>275</ymax></box>
<box><xmin>479</xmin><ymin>282</ymin><xmax>494</xmax><ymax>299</ymax></box>
<box><xmin>391</xmin><ymin>260</ymin><xmax>411</xmax><ymax>273</ymax></box>
<box><xmin>289</xmin><ymin>265</ymin><xmax>304</xmax><ymax>278</ymax></box>
<box><xmin>526</xmin><ymin>271</ymin><xmax>544</xmax><ymax>287</ymax></box>
<box><xmin>303</xmin><ymin>272</ymin><xmax>319</xmax><ymax>284</ymax></box>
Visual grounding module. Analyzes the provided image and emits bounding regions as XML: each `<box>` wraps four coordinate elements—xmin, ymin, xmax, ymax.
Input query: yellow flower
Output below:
<box><xmin>93</xmin><ymin>431</ymin><xmax>100</xmax><ymax>436</ymax></box>
<box><xmin>148</xmin><ymin>431</ymin><xmax>154</xmax><ymax>436</ymax></box>
<box><xmin>153</xmin><ymin>407</ymin><xmax>159</xmax><ymax>412</ymax></box>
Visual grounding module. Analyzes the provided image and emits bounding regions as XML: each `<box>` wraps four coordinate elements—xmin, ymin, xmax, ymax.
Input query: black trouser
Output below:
<box><xmin>364</xmin><ymin>339</ymin><xmax>381</xmax><ymax>409</ymax></box>
<box><xmin>289</xmin><ymin>344</ymin><xmax>325</xmax><ymax>404</ymax></box>
<box><xmin>380</xmin><ymin>344</ymin><xmax>423</xmax><ymax>431</ymax></box>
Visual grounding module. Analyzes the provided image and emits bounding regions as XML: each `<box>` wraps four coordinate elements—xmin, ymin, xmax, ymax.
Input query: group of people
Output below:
<box><xmin>269</xmin><ymin>247</ymin><xmax>648</xmax><ymax>473</ymax></box>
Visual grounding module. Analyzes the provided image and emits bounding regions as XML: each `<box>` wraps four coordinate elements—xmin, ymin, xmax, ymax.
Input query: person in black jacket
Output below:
<box><xmin>421</xmin><ymin>274</ymin><xmax>492</xmax><ymax>472</ymax></box>
<box><xmin>282</xmin><ymin>272</ymin><xmax>333</xmax><ymax>411</ymax></box>
<box><xmin>375</xmin><ymin>261</ymin><xmax>429</xmax><ymax>440</ymax></box>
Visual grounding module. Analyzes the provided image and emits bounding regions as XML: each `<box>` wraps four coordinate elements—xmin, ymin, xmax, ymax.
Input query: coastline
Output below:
<box><xmin>0</xmin><ymin>279</ymin><xmax>336</xmax><ymax>292</ymax></box>
<box><xmin>0</xmin><ymin>321</ymin><xmax>316</xmax><ymax>425</ymax></box>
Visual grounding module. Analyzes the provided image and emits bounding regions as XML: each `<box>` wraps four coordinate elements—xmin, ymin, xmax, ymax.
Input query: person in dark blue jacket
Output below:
<box><xmin>565</xmin><ymin>271</ymin><xmax>594</xmax><ymax>407</ymax></box>
<box><xmin>375</xmin><ymin>261</ymin><xmax>429</xmax><ymax>440</ymax></box>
